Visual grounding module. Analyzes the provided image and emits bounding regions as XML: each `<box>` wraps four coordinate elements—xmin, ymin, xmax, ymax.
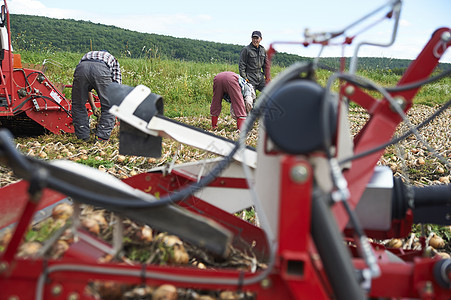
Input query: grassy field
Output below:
<box><xmin>18</xmin><ymin>50</ymin><xmax>451</xmax><ymax>119</ymax></box>
<box><xmin>11</xmin><ymin>50</ymin><xmax>451</xmax><ymax>185</ymax></box>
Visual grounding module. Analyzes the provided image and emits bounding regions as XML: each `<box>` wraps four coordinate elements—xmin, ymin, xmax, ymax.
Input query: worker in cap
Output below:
<box><xmin>239</xmin><ymin>30</ymin><xmax>271</xmax><ymax>92</ymax></box>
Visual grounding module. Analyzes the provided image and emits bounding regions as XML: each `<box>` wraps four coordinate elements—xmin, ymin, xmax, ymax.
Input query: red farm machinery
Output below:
<box><xmin>0</xmin><ymin>0</ymin><xmax>99</xmax><ymax>136</ymax></box>
<box><xmin>0</xmin><ymin>0</ymin><xmax>450</xmax><ymax>299</ymax></box>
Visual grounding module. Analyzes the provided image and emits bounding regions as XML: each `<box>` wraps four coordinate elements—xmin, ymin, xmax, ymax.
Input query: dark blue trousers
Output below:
<box><xmin>72</xmin><ymin>60</ymin><xmax>116</xmax><ymax>140</ymax></box>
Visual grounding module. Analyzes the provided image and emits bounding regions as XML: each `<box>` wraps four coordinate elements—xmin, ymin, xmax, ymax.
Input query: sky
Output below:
<box><xmin>6</xmin><ymin>0</ymin><xmax>451</xmax><ymax>63</ymax></box>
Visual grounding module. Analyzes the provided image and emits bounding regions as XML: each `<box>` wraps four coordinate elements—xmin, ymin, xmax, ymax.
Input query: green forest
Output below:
<box><xmin>10</xmin><ymin>14</ymin><xmax>449</xmax><ymax>72</ymax></box>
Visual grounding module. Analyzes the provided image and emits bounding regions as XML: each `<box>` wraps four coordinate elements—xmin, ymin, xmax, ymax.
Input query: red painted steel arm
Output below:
<box><xmin>333</xmin><ymin>27</ymin><xmax>451</xmax><ymax>230</ymax></box>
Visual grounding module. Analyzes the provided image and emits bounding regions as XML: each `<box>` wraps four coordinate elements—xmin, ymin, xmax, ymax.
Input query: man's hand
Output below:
<box><xmin>245</xmin><ymin>102</ymin><xmax>253</xmax><ymax>113</ymax></box>
<box><xmin>93</xmin><ymin>108</ymin><xmax>101</xmax><ymax>118</ymax></box>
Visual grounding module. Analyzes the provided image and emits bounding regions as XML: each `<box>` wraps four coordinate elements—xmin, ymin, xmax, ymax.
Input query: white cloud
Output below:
<box><xmin>8</xmin><ymin>0</ymin><xmax>215</xmax><ymax>41</ymax></box>
<box><xmin>399</xmin><ymin>19</ymin><xmax>411</xmax><ymax>27</ymax></box>
<box><xmin>8</xmin><ymin>0</ymin><xmax>79</xmax><ymax>19</ymax></box>
<box><xmin>8</xmin><ymin>0</ymin><xmax>46</xmax><ymax>14</ymax></box>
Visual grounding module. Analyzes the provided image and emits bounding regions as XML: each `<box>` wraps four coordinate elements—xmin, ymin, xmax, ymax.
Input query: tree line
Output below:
<box><xmin>9</xmin><ymin>14</ymin><xmax>450</xmax><ymax>71</ymax></box>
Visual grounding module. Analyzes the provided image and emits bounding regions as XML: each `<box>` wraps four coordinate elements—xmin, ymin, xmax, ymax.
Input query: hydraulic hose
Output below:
<box><xmin>311</xmin><ymin>188</ymin><xmax>366</xmax><ymax>300</ymax></box>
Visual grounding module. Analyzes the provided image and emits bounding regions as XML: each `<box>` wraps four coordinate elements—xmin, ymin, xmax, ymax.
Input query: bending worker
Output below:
<box><xmin>71</xmin><ymin>50</ymin><xmax>122</xmax><ymax>142</ymax></box>
<box><xmin>210</xmin><ymin>71</ymin><xmax>255</xmax><ymax>131</ymax></box>
<box><xmin>239</xmin><ymin>30</ymin><xmax>270</xmax><ymax>92</ymax></box>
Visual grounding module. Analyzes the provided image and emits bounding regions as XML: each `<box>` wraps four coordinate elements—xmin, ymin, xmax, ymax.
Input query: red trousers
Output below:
<box><xmin>210</xmin><ymin>72</ymin><xmax>247</xmax><ymax>118</ymax></box>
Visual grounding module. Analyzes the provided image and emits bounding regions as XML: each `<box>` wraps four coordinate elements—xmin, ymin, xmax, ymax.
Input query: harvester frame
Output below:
<box><xmin>0</xmin><ymin>0</ymin><xmax>99</xmax><ymax>136</ymax></box>
<box><xmin>0</xmin><ymin>0</ymin><xmax>450</xmax><ymax>299</ymax></box>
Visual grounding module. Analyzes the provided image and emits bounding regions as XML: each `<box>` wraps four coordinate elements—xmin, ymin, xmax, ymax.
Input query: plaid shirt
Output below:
<box><xmin>80</xmin><ymin>51</ymin><xmax>122</xmax><ymax>84</ymax></box>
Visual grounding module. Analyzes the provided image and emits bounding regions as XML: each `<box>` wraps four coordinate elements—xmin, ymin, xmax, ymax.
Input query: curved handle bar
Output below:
<box><xmin>392</xmin><ymin>177</ymin><xmax>451</xmax><ymax>225</ymax></box>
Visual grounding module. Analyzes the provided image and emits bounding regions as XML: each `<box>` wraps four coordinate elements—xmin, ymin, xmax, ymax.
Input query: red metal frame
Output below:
<box><xmin>1</xmin><ymin>164</ymin><xmax>449</xmax><ymax>299</ymax></box>
<box><xmin>0</xmin><ymin>8</ymin><xmax>450</xmax><ymax>299</ymax></box>
<box><xmin>334</xmin><ymin>27</ymin><xmax>451</xmax><ymax>231</ymax></box>
<box><xmin>0</xmin><ymin>64</ymin><xmax>75</xmax><ymax>133</ymax></box>
<box><xmin>0</xmin><ymin>181</ymin><xmax>66</xmax><ymax>229</ymax></box>
<box><xmin>0</xmin><ymin>0</ymin><xmax>100</xmax><ymax>134</ymax></box>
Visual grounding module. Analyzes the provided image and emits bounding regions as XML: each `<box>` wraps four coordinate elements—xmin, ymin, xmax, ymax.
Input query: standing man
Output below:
<box><xmin>72</xmin><ymin>50</ymin><xmax>122</xmax><ymax>142</ymax></box>
<box><xmin>239</xmin><ymin>30</ymin><xmax>270</xmax><ymax>92</ymax></box>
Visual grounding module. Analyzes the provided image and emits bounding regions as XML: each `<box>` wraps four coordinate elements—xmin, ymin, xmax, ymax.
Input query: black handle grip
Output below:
<box><xmin>412</xmin><ymin>184</ymin><xmax>451</xmax><ymax>207</ymax></box>
<box><xmin>412</xmin><ymin>184</ymin><xmax>451</xmax><ymax>225</ymax></box>
<box><xmin>392</xmin><ymin>177</ymin><xmax>451</xmax><ymax>225</ymax></box>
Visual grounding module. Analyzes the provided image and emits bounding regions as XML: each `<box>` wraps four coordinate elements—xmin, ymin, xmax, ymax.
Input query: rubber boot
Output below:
<box><xmin>211</xmin><ymin>116</ymin><xmax>219</xmax><ymax>129</ymax></box>
<box><xmin>237</xmin><ymin>117</ymin><xmax>246</xmax><ymax>131</ymax></box>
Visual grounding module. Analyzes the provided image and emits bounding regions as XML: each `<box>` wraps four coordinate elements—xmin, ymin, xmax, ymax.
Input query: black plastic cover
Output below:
<box><xmin>263</xmin><ymin>80</ymin><xmax>336</xmax><ymax>154</ymax></box>
<box><xmin>106</xmin><ymin>83</ymin><xmax>164</xmax><ymax>157</ymax></box>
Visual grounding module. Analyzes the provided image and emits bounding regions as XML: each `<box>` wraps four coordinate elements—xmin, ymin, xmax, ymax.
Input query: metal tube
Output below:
<box><xmin>349</xmin><ymin>0</ymin><xmax>402</xmax><ymax>74</ymax></box>
<box><xmin>311</xmin><ymin>189</ymin><xmax>366</xmax><ymax>300</ymax></box>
